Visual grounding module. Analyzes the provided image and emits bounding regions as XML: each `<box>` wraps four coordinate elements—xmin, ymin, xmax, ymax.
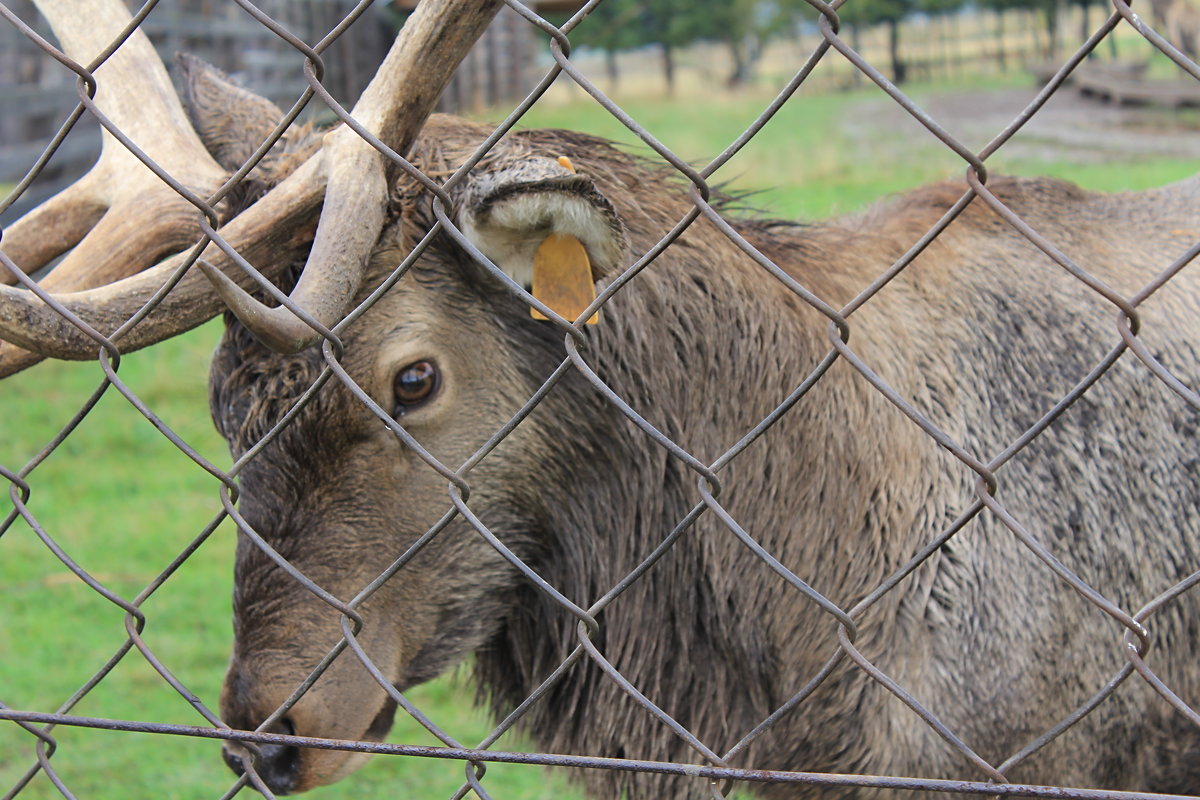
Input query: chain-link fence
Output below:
<box><xmin>0</xmin><ymin>0</ymin><xmax>393</xmax><ymax>222</ymax></box>
<box><xmin>2</xmin><ymin>0</ymin><xmax>1200</xmax><ymax>798</ymax></box>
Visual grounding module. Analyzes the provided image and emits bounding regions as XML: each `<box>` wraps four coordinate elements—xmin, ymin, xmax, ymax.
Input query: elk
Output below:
<box><xmin>2</xmin><ymin>1</ymin><xmax>1199</xmax><ymax>799</ymax></box>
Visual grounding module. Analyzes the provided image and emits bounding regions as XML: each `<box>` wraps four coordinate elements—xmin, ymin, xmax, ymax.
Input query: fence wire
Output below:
<box><xmin>1</xmin><ymin>0</ymin><xmax>1199</xmax><ymax>799</ymax></box>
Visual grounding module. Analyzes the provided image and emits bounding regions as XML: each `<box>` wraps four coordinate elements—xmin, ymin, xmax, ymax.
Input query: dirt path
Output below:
<box><xmin>843</xmin><ymin>84</ymin><xmax>1200</xmax><ymax>165</ymax></box>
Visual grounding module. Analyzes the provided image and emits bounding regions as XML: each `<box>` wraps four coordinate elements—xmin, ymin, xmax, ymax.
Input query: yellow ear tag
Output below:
<box><xmin>530</xmin><ymin>233</ymin><xmax>599</xmax><ymax>324</ymax></box>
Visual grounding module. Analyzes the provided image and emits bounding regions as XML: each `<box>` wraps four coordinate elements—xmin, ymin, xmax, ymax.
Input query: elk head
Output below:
<box><xmin>0</xmin><ymin>0</ymin><xmax>600</xmax><ymax>793</ymax></box>
<box><xmin>204</xmin><ymin>112</ymin><xmax>635</xmax><ymax>794</ymax></box>
<box><xmin>1</xmin><ymin>0</ymin><xmax>656</xmax><ymax>793</ymax></box>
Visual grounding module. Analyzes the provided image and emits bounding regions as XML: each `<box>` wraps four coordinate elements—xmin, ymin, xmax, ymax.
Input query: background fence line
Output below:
<box><xmin>2</xmin><ymin>0</ymin><xmax>1199</xmax><ymax>798</ymax></box>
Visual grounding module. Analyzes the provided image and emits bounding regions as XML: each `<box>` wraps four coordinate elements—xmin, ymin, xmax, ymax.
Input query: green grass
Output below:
<box><xmin>512</xmin><ymin>79</ymin><xmax>1200</xmax><ymax>219</ymax></box>
<box><xmin>512</xmin><ymin>86</ymin><xmax>953</xmax><ymax>220</ymax></box>
<box><xmin>2</xmin><ymin>81</ymin><xmax>1198</xmax><ymax>799</ymax></box>
<box><xmin>0</xmin><ymin>324</ymin><xmax>578</xmax><ymax>797</ymax></box>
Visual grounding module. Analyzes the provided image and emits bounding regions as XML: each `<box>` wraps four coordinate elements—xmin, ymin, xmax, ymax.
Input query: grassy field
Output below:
<box><xmin>518</xmin><ymin>73</ymin><xmax>1200</xmax><ymax>218</ymax></box>
<box><xmin>1</xmin><ymin>80</ymin><xmax>1198</xmax><ymax>799</ymax></box>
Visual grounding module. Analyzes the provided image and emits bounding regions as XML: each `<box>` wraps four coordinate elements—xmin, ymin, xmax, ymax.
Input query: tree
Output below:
<box><xmin>1144</xmin><ymin>0</ymin><xmax>1200</xmax><ymax>60</ymax></box>
<box><xmin>568</xmin><ymin>0</ymin><xmax>643</xmax><ymax>87</ymax></box>
<box><xmin>572</xmin><ymin>0</ymin><xmax>704</xmax><ymax>95</ymax></box>
<box><xmin>688</xmin><ymin>0</ymin><xmax>809</xmax><ymax>86</ymax></box>
<box><xmin>977</xmin><ymin>0</ymin><xmax>1019</xmax><ymax>70</ymax></box>
<box><xmin>917</xmin><ymin>0</ymin><xmax>968</xmax><ymax>79</ymax></box>
<box><xmin>840</xmin><ymin>0</ymin><xmax>918</xmax><ymax>84</ymax></box>
<box><xmin>572</xmin><ymin>0</ymin><xmax>830</xmax><ymax>93</ymax></box>
<box><xmin>978</xmin><ymin>0</ymin><xmax>1060</xmax><ymax>68</ymax></box>
<box><xmin>634</xmin><ymin>0</ymin><xmax>703</xmax><ymax>94</ymax></box>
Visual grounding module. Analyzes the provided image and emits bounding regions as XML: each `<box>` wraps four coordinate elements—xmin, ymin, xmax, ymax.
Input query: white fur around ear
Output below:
<box><xmin>458</xmin><ymin>158</ymin><xmax>627</xmax><ymax>288</ymax></box>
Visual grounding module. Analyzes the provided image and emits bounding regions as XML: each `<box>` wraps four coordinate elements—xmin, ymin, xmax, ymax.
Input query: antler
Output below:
<box><xmin>0</xmin><ymin>0</ymin><xmax>228</xmax><ymax>292</ymax></box>
<box><xmin>0</xmin><ymin>0</ymin><xmax>501</xmax><ymax>375</ymax></box>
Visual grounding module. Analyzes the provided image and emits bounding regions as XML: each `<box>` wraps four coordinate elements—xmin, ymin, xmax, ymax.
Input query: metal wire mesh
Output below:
<box><xmin>2</xmin><ymin>0</ymin><xmax>1200</xmax><ymax>798</ymax></box>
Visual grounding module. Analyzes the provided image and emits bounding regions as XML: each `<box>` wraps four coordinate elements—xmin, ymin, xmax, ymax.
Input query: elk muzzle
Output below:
<box><xmin>219</xmin><ymin>638</ymin><xmax>401</xmax><ymax>794</ymax></box>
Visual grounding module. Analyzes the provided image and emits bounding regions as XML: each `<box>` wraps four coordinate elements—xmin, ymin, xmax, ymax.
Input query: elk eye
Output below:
<box><xmin>393</xmin><ymin>361</ymin><xmax>438</xmax><ymax>414</ymax></box>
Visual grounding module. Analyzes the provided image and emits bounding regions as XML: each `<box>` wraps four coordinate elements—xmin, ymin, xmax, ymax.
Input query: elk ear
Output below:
<box><xmin>175</xmin><ymin>54</ymin><xmax>287</xmax><ymax>171</ymax></box>
<box><xmin>174</xmin><ymin>55</ymin><xmax>319</xmax><ymax>215</ymax></box>
<box><xmin>458</xmin><ymin>157</ymin><xmax>628</xmax><ymax>299</ymax></box>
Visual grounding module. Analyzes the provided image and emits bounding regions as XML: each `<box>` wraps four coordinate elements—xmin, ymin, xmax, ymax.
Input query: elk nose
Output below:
<box><xmin>222</xmin><ymin>718</ymin><xmax>300</xmax><ymax>795</ymax></box>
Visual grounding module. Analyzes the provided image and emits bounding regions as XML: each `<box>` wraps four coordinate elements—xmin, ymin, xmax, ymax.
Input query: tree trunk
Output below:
<box><xmin>1043</xmin><ymin>0</ymin><xmax>1060</xmax><ymax>60</ymax></box>
<box><xmin>728</xmin><ymin>39</ymin><xmax>748</xmax><ymax>86</ymax></box>
<box><xmin>1143</xmin><ymin>0</ymin><xmax>1200</xmax><ymax>59</ymax></box>
<box><xmin>949</xmin><ymin>14</ymin><xmax>961</xmax><ymax>77</ymax></box>
<box><xmin>605</xmin><ymin>47</ymin><xmax>619</xmax><ymax>88</ymax></box>
<box><xmin>662</xmin><ymin>41</ymin><xmax>676</xmax><ymax>95</ymax></box>
<box><xmin>849</xmin><ymin>24</ymin><xmax>864</xmax><ymax>87</ymax></box>
<box><xmin>888</xmin><ymin>18</ymin><xmax>907</xmax><ymax>84</ymax></box>
<box><xmin>932</xmin><ymin>15</ymin><xmax>945</xmax><ymax>80</ymax></box>
<box><xmin>995</xmin><ymin>9</ymin><xmax>1007</xmax><ymax>71</ymax></box>
<box><xmin>727</xmin><ymin>34</ymin><xmax>763</xmax><ymax>87</ymax></box>
<box><xmin>1028</xmin><ymin>7</ymin><xmax>1043</xmax><ymax>62</ymax></box>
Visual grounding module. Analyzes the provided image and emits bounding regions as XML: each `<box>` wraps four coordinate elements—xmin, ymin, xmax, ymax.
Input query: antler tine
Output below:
<box><xmin>1</xmin><ymin>0</ymin><xmax>503</xmax><ymax>370</ymax></box>
<box><xmin>0</xmin><ymin>0</ymin><xmax>234</xmax><ymax>371</ymax></box>
<box><xmin>0</xmin><ymin>156</ymin><xmax>324</xmax><ymax>377</ymax></box>
<box><xmin>2</xmin><ymin>0</ymin><xmax>227</xmax><ymax>289</ymax></box>
<box><xmin>204</xmin><ymin>0</ymin><xmax>503</xmax><ymax>353</ymax></box>
<box><xmin>0</xmin><ymin>174</ymin><xmax>105</xmax><ymax>286</ymax></box>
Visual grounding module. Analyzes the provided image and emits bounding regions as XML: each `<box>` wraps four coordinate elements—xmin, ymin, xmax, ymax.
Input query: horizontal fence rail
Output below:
<box><xmin>1</xmin><ymin>0</ymin><xmax>1199</xmax><ymax>799</ymax></box>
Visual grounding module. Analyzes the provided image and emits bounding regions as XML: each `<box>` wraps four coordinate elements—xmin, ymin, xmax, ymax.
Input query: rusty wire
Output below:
<box><xmin>1</xmin><ymin>0</ymin><xmax>1199</xmax><ymax>798</ymax></box>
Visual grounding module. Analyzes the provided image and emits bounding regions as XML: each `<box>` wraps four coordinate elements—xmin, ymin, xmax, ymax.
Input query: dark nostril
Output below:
<box><xmin>222</xmin><ymin>742</ymin><xmax>250</xmax><ymax>777</ymax></box>
<box><xmin>223</xmin><ymin>718</ymin><xmax>300</xmax><ymax>796</ymax></box>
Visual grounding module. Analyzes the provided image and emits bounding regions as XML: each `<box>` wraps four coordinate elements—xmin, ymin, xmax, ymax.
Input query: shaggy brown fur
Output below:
<box><xmin>192</xmin><ymin>67</ymin><xmax>1200</xmax><ymax>798</ymax></box>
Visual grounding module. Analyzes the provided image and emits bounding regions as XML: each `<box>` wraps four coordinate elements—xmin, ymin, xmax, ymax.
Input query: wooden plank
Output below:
<box><xmin>1075</xmin><ymin>71</ymin><xmax>1200</xmax><ymax>108</ymax></box>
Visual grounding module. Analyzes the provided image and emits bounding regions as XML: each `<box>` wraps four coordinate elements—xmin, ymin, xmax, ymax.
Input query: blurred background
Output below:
<box><xmin>2</xmin><ymin>0</ymin><xmax>1199</xmax><ymax>798</ymax></box>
